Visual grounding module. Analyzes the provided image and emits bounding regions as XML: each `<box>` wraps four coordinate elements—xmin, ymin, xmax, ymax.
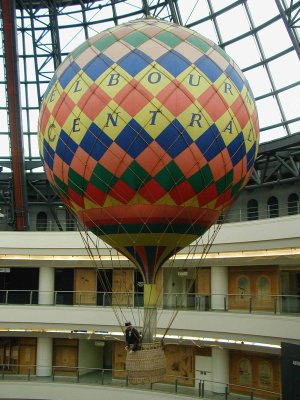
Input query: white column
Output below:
<box><xmin>36</xmin><ymin>337</ymin><xmax>53</xmax><ymax>376</ymax></box>
<box><xmin>212</xmin><ymin>347</ymin><xmax>229</xmax><ymax>394</ymax></box>
<box><xmin>38</xmin><ymin>266</ymin><xmax>55</xmax><ymax>305</ymax></box>
<box><xmin>211</xmin><ymin>266</ymin><xmax>228</xmax><ymax>310</ymax></box>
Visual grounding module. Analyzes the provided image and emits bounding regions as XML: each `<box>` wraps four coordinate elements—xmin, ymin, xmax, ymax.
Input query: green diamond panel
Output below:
<box><xmin>93</xmin><ymin>35</ymin><xmax>117</xmax><ymax>52</ymax></box>
<box><xmin>90</xmin><ymin>163</ymin><xmax>118</xmax><ymax>193</ymax></box>
<box><xmin>155</xmin><ymin>31</ymin><xmax>182</xmax><ymax>48</ymax></box>
<box><xmin>215</xmin><ymin>170</ymin><xmax>234</xmax><ymax>194</ymax></box>
<box><xmin>123</xmin><ymin>31</ymin><xmax>149</xmax><ymax>47</ymax></box>
<box><xmin>121</xmin><ymin>160</ymin><xmax>150</xmax><ymax>191</ymax></box>
<box><xmin>187</xmin><ymin>35</ymin><xmax>211</xmax><ymax>53</ymax></box>
<box><xmin>68</xmin><ymin>169</ymin><xmax>88</xmax><ymax>195</ymax></box>
<box><xmin>188</xmin><ymin>164</ymin><xmax>214</xmax><ymax>192</ymax></box>
<box><xmin>155</xmin><ymin>161</ymin><xmax>185</xmax><ymax>191</ymax></box>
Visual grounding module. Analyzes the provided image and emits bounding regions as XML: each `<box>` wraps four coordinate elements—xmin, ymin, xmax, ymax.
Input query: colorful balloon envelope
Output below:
<box><xmin>38</xmin><ymin>19</ymin><xmax>259</xmax><ymax>284</ymax></box>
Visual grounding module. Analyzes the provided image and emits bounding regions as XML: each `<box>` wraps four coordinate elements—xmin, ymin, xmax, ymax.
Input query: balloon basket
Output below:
<box><xmin>126</xmin><ymin>342</ymin><xmax>166</xmax><ymax>384</ymax></box>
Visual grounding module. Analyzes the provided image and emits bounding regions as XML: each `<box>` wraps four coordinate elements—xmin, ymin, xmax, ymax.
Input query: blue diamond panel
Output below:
<box><xmin>118</xmin><ymin>49</ymin><xmax>152</xmax><ymax>77</ymax></box>
<box><xmin>43</xmin><ymin>140</ymin><xmax>55</xmax><ymax>170</ymax></box>
<box><xmin>157</xmin><ymin>50</ymin><xmax>191</xmax><ymax>78</ymax></box>
<box><xmin>225</xmin><ymin>65</ymin><xmax>244</xmax><ymax>92</ymax></box>
<box><xmin>83</xmin><ymin>54</ymin><xmax>113</xmax><ymax>81</ymax></box>
<box><xmin>194</xmin><ymin>55</ymin><xmax>223</xmax><ymax>83</ymax></box>
<box><xmin>116</xmin><ymin>119</ymin><xmax>153</xmax><ymax>158</ymax></box>
<box><xmin>44</xmin><ymin>73</ymin><xmax>57</xmax><ymax>98</ymax></box>
<box><xmin>59</xmin><ymin>62</ymin><xmax>81</xmax><ymax>89</ymax></box>
<box><xmin>195</xmin><ymin>125</ymin><xmax>226</xmax><ymax>161</ymax></box>
<box><xmin>156</xmin><ymin>120</ymin><xmax>192</xmax><ymax>158</ymax></box>
<box><xmin>227</xmin><ymin>131</ymin><xmax>246</xmax><ymax>166</ymax></box>
<box><xmin>247</xmin><ymin>142</ymin><xmax>257</xmax><ymax>171</ymax></box>
<box><xmin>80</xmin><ymin>123</ymin><xmax>113</xmax><ymax>160</ymax></box>
<box><xmin>56</xmin><ymin>130</ymin><xmax>78</xmax><ymax>165</ymax></box>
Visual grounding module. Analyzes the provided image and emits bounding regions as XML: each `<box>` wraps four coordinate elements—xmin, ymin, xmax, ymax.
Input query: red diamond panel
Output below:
<box><xmin>99</xmin><ymin>142</ymin><xmax>133</xmax><ymax>178</ymax></box>
<box><xmin>156</xmin><ymin>80</ymin><xmax>194</xmax><ymax>117</ymax></box>
<box><xmin>138</xmin><ymin>178</ymin><xmax>167</xmax><ymax>203</ymax></box>
<box><xmin>114</xmin><ymin>79</ymin><xmax>153</xmax><ymax>117</ymax></box>
<box><xmin>198</xmin><ymin>86</ymin><xmax>227</xmax><ymax>121</ymax></box>
<box><xmin>70</xmin><ymin>147</ymin><xmax>97</xmax><ymax>181</ymax></box>
<box><xmin>174</xmin><ymin>143</ymin><xmax>206</xmax><ymax>178</ymax></box>
<box><xmin>53</xmin><ymin>154</ymin><xmax>69</xmax><ymax>184</ymax></box>
<box><xmin>52</xmin><ymin>92</ymin><xmax>75</xmax><ymax>127</ymax></box>
<box><xmin>197</xmin><ymin>184</ymin><xmax>218</xmax><ymax>207</ymax></box>
<box><xmin>40</xmin><ymin>104</ymin><xmax>51</xmax><ymax>134</ymax></box>
<box><xmin>86</xmin><ymin>183</ymin><xmax>107</xmax><ymax>206</ymax></box>
<box><xmin>135</xmin><ymin>141</ymin><xmax>172</xmax><ymax>176</ymax></box>
<box><xmin>231</xmin><ymin>95</ymin><xmax>250</xmax><ymax>129</ymax></box>
<box><xmin>68</xmin><ymin>187</ymin><xmax>84</xmax><ymax>208</ymax></box>
<box><xmin>170</xmin><ymin>181</ymin><xmax>196</xmax><ymax>204</ymax></box>
<box><xmin>78</xmin><ymin>83</ymin><xmax>111</xmax><ymax>120</ymax></box>
<box><xmin>110</xmin><ymin>180</ymin><xmax>136</xmax><ymax>203</ymax></box>
<box><xmin>232</xmin><ymin>157</ymin><xmax>247</xmax><ymax>185</ymax></box>
<box><xmin>208</xmin><ymin>149</ymin><xmax>233</xmax><ymax>182</ymax></box>
<box><xmin>215</xmin><ymin>188</ymin><xmax>232</xmax><ymax>208</ymax></box>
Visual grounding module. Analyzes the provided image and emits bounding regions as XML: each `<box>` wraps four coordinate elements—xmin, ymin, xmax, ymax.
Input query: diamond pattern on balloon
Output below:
<box><xmin>156</xmin><ymin>80</ymin><xmax>195</xmax><ymax>117</ymax></box>
<box><xmin>52</xmin><ymin>92</ymin><xmax>76</xmax><ymax>127</ymax></box>
<box><xmin>114</xmin><ymin>79</ymin><xmax>153</xmax><ymax>117</ymax></box>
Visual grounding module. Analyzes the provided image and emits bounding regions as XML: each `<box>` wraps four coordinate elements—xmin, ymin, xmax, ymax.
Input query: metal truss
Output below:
<box><xmin>275</xmin><ymin>0</ymin><xmax>300</xmax><ymax>60</ymax></box>
<box><xmin>248</xmin><ymin>133</ymin><xmax>300</xmax><ymax>188</ymax></box>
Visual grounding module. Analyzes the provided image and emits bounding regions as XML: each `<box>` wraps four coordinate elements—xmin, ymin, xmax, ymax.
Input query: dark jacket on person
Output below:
<box><xmin>125</xmin><ymin>325</ymin><xmax>140</xmax><ymax>348</ymax></box>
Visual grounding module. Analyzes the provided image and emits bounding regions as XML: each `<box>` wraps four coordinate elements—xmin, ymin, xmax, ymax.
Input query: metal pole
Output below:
<box><xmin>0</xmin><ymin>0</ymin><xmax>28</xmax><ymax>231</ymax></box>
<box><xmin>198</xmin><ymin>380</ymin><xmax>202</xmax><ymax>397</ymax></box>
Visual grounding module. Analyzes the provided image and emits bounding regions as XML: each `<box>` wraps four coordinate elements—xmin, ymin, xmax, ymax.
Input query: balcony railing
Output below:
<box><xmin>0</xmin><ymin>202</ymin><xmax>299</xmax><ymax>231</ymax></box>
<box><xmin>0</xmin><ymin>363</ymin><xmax>282</xmax><ymax>400</ymax></box>
<box><xmin>0</xmin><ymin>290</ymin><xmax>299</xmax><ymax>315</ymax></box>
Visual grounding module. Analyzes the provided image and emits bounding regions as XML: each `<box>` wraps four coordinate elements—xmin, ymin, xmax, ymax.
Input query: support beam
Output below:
<box><xmin>274</xmin><ymin>0</ymin><xmax>300</xmax><ymax>60</ymax></box>
<box><xmin>1</xmin><ymin>0</ymin><xmax>28</xmax><ymax>230</ymax></box>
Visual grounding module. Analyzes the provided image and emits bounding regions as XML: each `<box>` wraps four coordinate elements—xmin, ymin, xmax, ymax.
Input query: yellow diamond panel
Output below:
<box><xmin>136</xmin><ymin>62</ymin><xmax>173</xmax><ymax>96</ymax></box>
<box><xmin>177</xmin><ymin>66</ymin><xmax>212</xmax><ymax>98</ymax></box>
<box><xmin>178</xmin><ymin>104</ymin><xmax>214</xmax><ymax>141</ymax></box>
<box><xmin>214</xmin><ymin>75</ymin><xmax>240</xmax><ymax>107</ymax></box>
<box><xmin>134</xmin><ymin>98</ymin><xmax>175</xmax><ymax>139</ymax></box>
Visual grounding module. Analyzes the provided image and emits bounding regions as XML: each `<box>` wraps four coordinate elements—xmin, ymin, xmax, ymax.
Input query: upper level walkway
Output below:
<box><xmin>0</xmin><ymin>214</ymin><xmax>299</xmax><ymax>268</ymax></box>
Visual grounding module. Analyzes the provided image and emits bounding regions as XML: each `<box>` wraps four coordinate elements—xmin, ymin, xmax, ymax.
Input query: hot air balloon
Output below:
<box><xmin>38</xmin><ymin>18</ymin><xmax>259</xmax><ymax>383</ymax></box>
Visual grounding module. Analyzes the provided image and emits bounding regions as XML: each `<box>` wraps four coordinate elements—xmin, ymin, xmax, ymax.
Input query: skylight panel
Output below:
<box><xmin>225</xmin><ymin>36</ymin><xmax>261</xmax><ymax>70</ymax></box>
<box><xmin>243</xmin><ymin>66</ymin><xmax>272</xmax><ymax>98</ymax></box>
<box><xmin>216</xmin><ymin>5</ymin><xmax>250</xmax><ymax>42</ymax></box>
<box><xmin>247</xmin><ymin>0</ymin><xmax>279</xmax><ymax>26</ymax></box>
<box><xmin>258</xmin><ymin>19</ymin><xmax>294</xmax><ymax>59</ymax></box>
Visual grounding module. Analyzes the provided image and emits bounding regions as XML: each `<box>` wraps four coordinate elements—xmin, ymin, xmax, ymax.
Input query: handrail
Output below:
<box><xmin>0</xmin><ymin>289</ymin><xmax>299</xmax><ymax>315</ymax></box>
<box><xmin>0</xmin><ymin>363</ymin><xmax>282</xmax><ymax>400</ymax></box>
<box><xmin>0</xmin><ymin>201</ymin><xmax>299</xmax><ymax>231</ymax></box>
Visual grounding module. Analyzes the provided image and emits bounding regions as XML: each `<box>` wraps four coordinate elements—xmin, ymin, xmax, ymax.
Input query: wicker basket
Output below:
<box><xmin>126</xmin><ymin>342</ymin><xmax>166</xmax><ymax>384</ymax></box>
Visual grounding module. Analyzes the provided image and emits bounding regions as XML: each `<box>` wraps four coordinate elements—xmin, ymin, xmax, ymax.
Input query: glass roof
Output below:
<box><xmin>0</xmin><ymin>0</ymin><xmax>299</xmax><ymax>171</ymax></box>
